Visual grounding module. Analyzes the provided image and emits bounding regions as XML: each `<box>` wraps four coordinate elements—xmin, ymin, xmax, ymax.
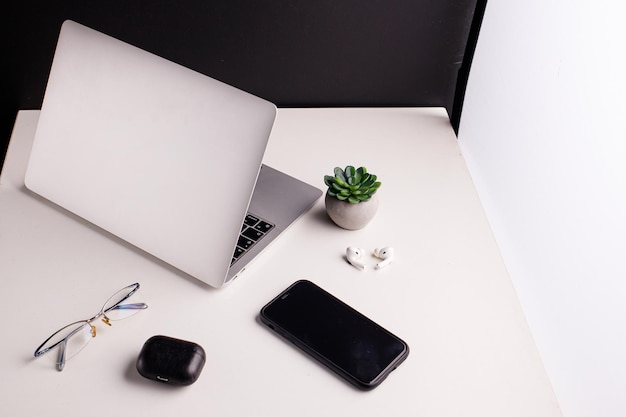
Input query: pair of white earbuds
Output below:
<box><xmin>346</xmin><ymin>246</ymin><xmax>394</xmax><ymax>271</ymax></box>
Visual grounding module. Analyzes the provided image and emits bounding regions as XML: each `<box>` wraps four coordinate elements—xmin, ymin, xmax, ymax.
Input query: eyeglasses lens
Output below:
<box><xmin>102</xmin><ymin>285</ymin><xmax>146</xmax><ymax>321</ymax></box>
<box><xmin>37</xmin><ymin>321</ymin><xmax>94</xmax><ymax>365</ymax></box>
<box><xmin>62</xmin><ymin>323</ymin><xmax>95</xmax><ymax>362</ymax></box>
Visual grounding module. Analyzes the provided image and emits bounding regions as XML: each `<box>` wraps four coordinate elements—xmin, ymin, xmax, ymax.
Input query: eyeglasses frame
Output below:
<box><xmin>33</xmin><ymin>282</ymin><xmax>147</xmax><ymax>371</ymax></box>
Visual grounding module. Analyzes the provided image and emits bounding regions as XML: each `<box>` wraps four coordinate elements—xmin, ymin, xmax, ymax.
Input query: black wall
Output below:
<box><xmin>1</xmin><ymin>0</ymin><xmax>485</xmax><ymax>169</ymax></box>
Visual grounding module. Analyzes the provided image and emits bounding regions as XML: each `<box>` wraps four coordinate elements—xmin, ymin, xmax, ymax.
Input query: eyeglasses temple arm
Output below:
<box><xmin>107</xmin><ymin>303</ymin><xmax>148</xmax><ymax>312</ymax></box>
<box><xmin>57</xmin><ymin>339</ymin><xmax>67</xmax><ymax>372</ymax></box>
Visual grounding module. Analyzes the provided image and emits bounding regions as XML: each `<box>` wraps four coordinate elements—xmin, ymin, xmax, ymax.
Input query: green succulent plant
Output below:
<box><xmin>324</xmin><ymin>165</ymin><xmax>381</xmax><ymax>204</ymax></box>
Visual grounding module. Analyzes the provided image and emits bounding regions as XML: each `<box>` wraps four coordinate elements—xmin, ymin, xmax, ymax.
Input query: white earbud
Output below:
<box><xmin>346</xmin><ymin>247</ymin><xmax>366</xmax><ymax>271</ymax></box>
<box><xmin>373</xmin><ymin>247</ymin><xmax>394</xmax><ymax>269</ymax></box>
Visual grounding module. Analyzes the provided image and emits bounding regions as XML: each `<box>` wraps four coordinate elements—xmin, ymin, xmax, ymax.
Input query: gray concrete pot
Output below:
<box><xmin>324</xmin><ymin>193</ymin><xmax>379</xmax><ymax>230</ymax></box>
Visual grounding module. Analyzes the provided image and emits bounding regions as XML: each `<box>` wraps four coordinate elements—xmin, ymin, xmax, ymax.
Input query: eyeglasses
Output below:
<box><xmin>34</xmin><ymin>283</ymin><xmax>148</xmax><ymax>371</ymax></box>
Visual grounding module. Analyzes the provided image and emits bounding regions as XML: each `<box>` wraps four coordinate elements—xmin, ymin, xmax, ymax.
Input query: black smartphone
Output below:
<box><xmin>260</xmin><ymin>280</ymin><xmax>409</xmax><ymax>390</ymax></box>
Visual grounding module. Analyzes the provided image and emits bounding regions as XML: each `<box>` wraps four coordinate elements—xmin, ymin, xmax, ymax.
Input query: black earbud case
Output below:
<box><xmin>136</xmin><ymin>335</ymin><xmax>206</xmax><ymax>385</ymax></box>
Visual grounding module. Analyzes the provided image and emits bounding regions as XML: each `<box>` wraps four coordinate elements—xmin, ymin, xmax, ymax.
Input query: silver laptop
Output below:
<box><xmin>24</xmin><ymin>20</ymin><xmax>322</xmax><ymax>288</ymax></box>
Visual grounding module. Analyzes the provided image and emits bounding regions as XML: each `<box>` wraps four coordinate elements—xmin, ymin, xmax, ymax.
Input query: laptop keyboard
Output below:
<box><xmin>231</xmin><ymin>213</ymin><xmax>275</xmax><ymax>265</ymax></box>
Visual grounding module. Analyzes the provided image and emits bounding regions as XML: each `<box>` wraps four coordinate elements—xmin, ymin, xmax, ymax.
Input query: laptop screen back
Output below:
<box><xmin>25</xmin><ymin>20</ymin><xmax>277</xmax><ymax>287</ymax></box>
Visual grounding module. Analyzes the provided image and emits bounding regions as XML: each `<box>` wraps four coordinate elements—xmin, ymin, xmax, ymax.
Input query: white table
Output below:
<box><xmin>0</xmin><ymin>108</ymin><xmax>561</xmax><ymax>417</ymax></box>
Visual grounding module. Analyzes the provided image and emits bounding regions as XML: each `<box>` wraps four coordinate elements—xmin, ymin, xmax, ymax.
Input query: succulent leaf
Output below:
<box><xmin>334</xmin><ymin>167</ymin><xmax>346</xmax><ymax>183</ymax></box>
<box><xmin>354</xmin><ymin>167</ymin><xmax>364</xmax><ymax>184</ymax></box>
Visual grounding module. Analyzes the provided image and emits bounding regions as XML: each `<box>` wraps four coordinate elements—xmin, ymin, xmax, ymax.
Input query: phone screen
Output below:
<box><xmin>260</xmin><ymin>280</ymin><xmax>409</xmax><ymax>389</ymax></box>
